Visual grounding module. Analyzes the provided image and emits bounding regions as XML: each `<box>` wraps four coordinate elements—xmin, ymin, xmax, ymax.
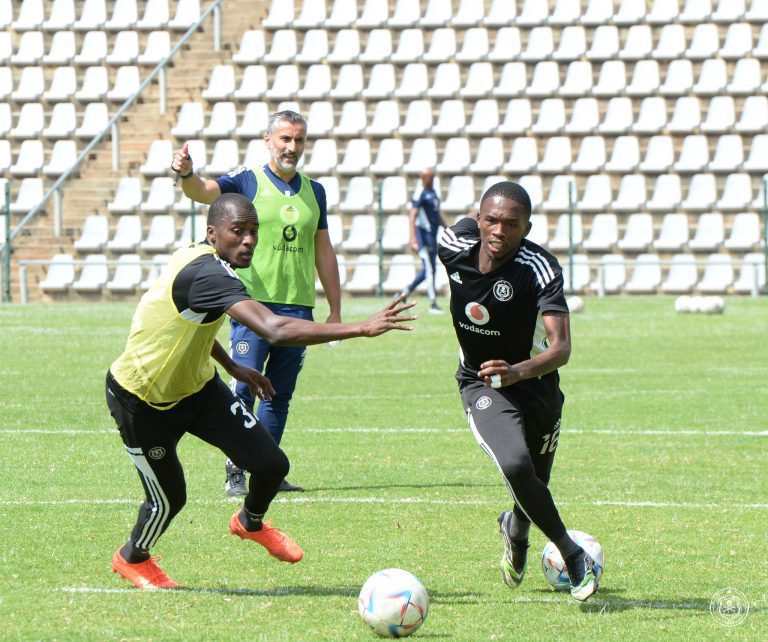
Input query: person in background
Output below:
<box><xmin>172</xmin><ymin>110</ymin><xmax>339</xmax><ymax>495</ymax></box>
<box><xmin>398</xmin><ymin>168</ymin><xmax>446</xmax><ymax>314</ymax></box>
<box><xmin>437</xmin><ymin>180</ymin><xmax>599</xmax><ymax>602</ymax></box>
<box><xmin>107</xmin><ymin>193</ymin><xmax>415</xmax><ymax>590</ymax></box>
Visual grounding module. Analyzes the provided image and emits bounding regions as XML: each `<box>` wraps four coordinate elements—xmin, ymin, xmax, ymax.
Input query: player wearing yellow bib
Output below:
<box><xmin>107</xmin><ymin>193</ymin><xmax>415</xmax><ymax>590</ymax></box>
<box><xmin>173</xmin><ymin>110</ymin><xmax>339</xmax><ymax>495</ymax></box>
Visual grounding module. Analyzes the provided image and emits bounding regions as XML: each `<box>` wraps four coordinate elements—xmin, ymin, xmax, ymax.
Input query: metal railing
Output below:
<box><xmin>0</xmin><ymin>0</ymin><xmax>222</xmax><ymax>270</ymax></box>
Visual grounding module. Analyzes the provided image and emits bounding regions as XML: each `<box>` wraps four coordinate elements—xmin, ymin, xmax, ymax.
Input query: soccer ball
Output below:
<box><xmin>541</xmin><ymin>530</ymin><xmax>605</xmax><ymax>592</ymax></box>
<box><xmin>358</xmin><ymin>568</ymin><xmax>429</xmax><ymax>638</ymax></box>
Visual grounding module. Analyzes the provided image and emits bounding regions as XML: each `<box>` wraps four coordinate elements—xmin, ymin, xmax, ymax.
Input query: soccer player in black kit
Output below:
<box><xmin>438</xmin><ymin>181</ymin><xmax>598</xmax><ymax>602</ymax></box>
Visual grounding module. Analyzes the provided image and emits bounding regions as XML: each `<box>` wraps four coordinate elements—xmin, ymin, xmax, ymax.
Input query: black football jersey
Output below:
<box><xmin>438</xmin><ymin>217</ymin><xmax>569</xmax><ymax>393</ymax></box>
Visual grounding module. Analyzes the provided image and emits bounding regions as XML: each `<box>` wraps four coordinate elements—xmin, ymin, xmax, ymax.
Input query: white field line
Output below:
<box><xmin>1</xmin><ymin>427</ymin><xmax>767</xmax><ymax>436</ymax></box>
<box><xmin>1</xmin><ymin>497</ymin><xmax>766</xmax><ymax>509</ymax></box>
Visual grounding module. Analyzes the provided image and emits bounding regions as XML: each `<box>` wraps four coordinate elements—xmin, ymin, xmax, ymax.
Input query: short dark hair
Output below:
<box><xmin>207</xmin><ymin>193</ymin><xmax>256</xmax><ymax>227</ymax></box>
<box><xmin>479</xmin><ymin>181</ymin><xmax>532</xmax><ymax>219</ymax></box>
<box><xmin>267</xmin><ymin>110</ymin><xmax>307</xmax><ymax>134</ymax></box>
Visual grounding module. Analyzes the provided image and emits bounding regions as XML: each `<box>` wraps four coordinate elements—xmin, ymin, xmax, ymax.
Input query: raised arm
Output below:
<box><xmin>314</xmin><ymin>228</ymin><xmax>342</xmax><ymax>323</ymax></box>
<box><xmin>227</xmin><ymin>296</ymin><xmax>416</xmax><ymax>347</ymax></box>
<box><xmin>477</xmin><ymin>311</ymin><xmax>571</xmax><ymax>388</ymax></box>
<box><xmin>171</xmin><ymin>145</ymin><xmax>222</xmax><ymax>205</ymax></box>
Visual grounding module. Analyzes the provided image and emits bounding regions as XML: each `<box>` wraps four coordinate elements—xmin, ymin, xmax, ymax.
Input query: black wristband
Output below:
<box><xmin>180</xmin><ymin>170</ymin><xmax>194</xmax><ymax>179</ymax></box>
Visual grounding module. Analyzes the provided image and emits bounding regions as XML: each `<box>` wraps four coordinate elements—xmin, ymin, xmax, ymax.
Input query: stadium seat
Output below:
<box><xmin>648</xmin><ymin>0</ymin><xmax>680</xmax><ymax>23</ymax></box>
<box><xmin>484</xmin><ymin>0</ymin><xmax>517</xmax><ymax>25</ymax></box>
<box><xmin>563</xmin><ymin>97</ymin><xmax>599</xmax><ymax>134</ymax></box>
<box><xmin>379</xmin><ymin>176</ymin><xmax>409</xmax><ymax>213</ymax></box>
<box><xmin>693</xmin><ymin>59</ymin><xmax>728</xmax><ymax>95</ymax></box>
<box><xmin>185</xmin><ymin>139</ymin><xmax>208</xmax><ymax>173</ymax></box>
<box><xmin>137</xmin><ymin>30</ymin><xmax>170</xmax><ymax>66</ymax></box>
<box><xmin>400</xmin><ymin>100</ymin><xmax>433</xmax><ymax>137</ymax></box>
<box><xmin>11</xmin><ymin>30</ymin><xmax>44</xmax><ymax>65</ymax></box>
<box><xmin>522</xmin><ymin>26</ymin><xmax>554</xmax><ymax>61</ymax></box>
<box><xmin>40</xmin><ymin>253</ymin><xmax>76</xmax><ymax>292</ymax></box>
<box><xmin>503</xmin><ymin>137</ymin><xmax>538</xmax><ymax>174</ymax></box>
<box><xmin>427</xmin><ymin>62</ymin><xmax>461</xmax><ymax>98</ymax></box>
<box><xmin>593</xmin><ymin>60</ymin><xmax>627</xmax><ymax>96</ymax></box>
<box><xmin>264</xmin><ymin>29</ymin><xmax>297</xmax><ymax>65</ymax></box>
<box><xmin>341</xmin><ymin>215</ymin><xmax>376</xmax><ymax>251</ymax></box>
<box><xmin>11</xmin><ymin>65</ymin><xmax>44</xmax><ymax>101</ymax></box>
<box><xmin>326</xmin><ymin>29</ymin><xmax>357</xmax><ymax>63</ymax></box>
<box><xmin>653</xmin><ymin>213</ymin><xmax>690</xmax><ymax>250</ymax></box>
<box><xmin>168</xmin><ymin>0</ymin><xmax>199</xmax><ymax>31</ymax></box>
<box><xmin>571</xmin><ymin>137</ymin><xmax>606</xmax><ymax>174</ymax></box>
<box><xmin>591</xmin><ymin>253</ymin><xmax>626</xmax><ymax>294</ymax></box>
<box><xmin>581</xmin><ymin>0</ymin><xmax>614</xmax><ymax>23</ymax></box>
<box><xmin>470</xmin><ymin>137</ymin><xmax>505</xmax><ymax>174</ymax></box>
<box><xmin>612</xmin><ymin>174</ymin><xmax>647</xmax><ymax>212</ymax></box>
<box><xmin>337</xmin><ymin>139</ymin><xmax>371</xmax><ymax>175</ymax></box>
<box><xmin>71</xmin><ymin>253</ymin><xmax>109</xmax><ymax>292</ymax></box>
<box><xmin>324</xmin><ymin>212</ymin><xmax>343</xmax><ymax>247</ymax></box>
<box><xmin>201</xmin><ymin>64</ymin><xmax>235</xmax><ymax>100</ymax></box>
<box><xmin>538</xmin><ymin>137</ymin><xmax>572</xmax><ymax>174</ymax></box>
<box><xmin>107</xmin><ymin>176</ymin><xmax>143</xmax><ymax>214</ymax></box>
<box><xmin>720</xmin><ymin>22</ymin><xmax>753</xmax><ymax>59</ymax></box>
<box><xmin>583</xmin><ymin>213</ymin><xmax>618</xmax><ymax>252</ymax></box>
<box><xmin>638</xmin><ymin>135</ymin><xmax>674</xmax><ymax>173</ymax></box>
<box><xmin>605</xmin><ymin>136</ymin><xmax>640</xmax><ymax>173</ymax></box>
<box><xmin>442</xmin><ymin>176</ymin><xmax>475</xmax><ymax>213</ymax></box>
<box><xmin>74</xmin><ymin>30</ymin><xmax>107</xmax><ymax>65</ymax></box>
<box><xmin>554</xmin><ymin>25</ymin><xmax>586</xmax><ymax>60</ymax></box>
<box><xmin>680</xmin><ymin>0</ymin><xmax>713</xmax><ymax>23</ymax></box>
<box><xmin>232</xmin><ymin>30</ymin><xmax>266</xmax><ymax>65</ymax></box>
<box><xmin>626</xmin><ymin>59</ymin><xmax>661</xmax><ymax>95</ymax></box>
<box><xmin>525</xmin><ymin>213</ymin><xmax>548</xmax><ymax>246</ymax></box>
<box><xmin>42</xmin><ymin>139</ymin><xmax>78</xmax><ymax>176</ymax></box>
<box><xmin>518</xmin><ymin>175</ymin><xmax>543</xmax><ymax>210</ymax></box>
<box><xmin>139</xmin><ymin>176</ymin><xmax>175</xmax><ymax>213</ymax></box>
<box><xmin>370</xmin><ymin>138</ymin><xmax>405</xmax><ymax>175</ymax></box>
<box><xmin>314</xmin><ymin>177</ymin><xmax>339</xmax><ymax>214</ymax></box>
<box><xmin>104</xmin><ymin>0</ymin><xmax>137</xmax><ymax>31</ymax></box>
<box><xmin>201</xmin><ymin>101</ymin><xmax>235</xmax><ymax>139</ymax></box>
<box><xmin>359</xmin><ymin>28</ymin><xmax>392</xmax><ymax>62</ymax></box>
<box><xmin>715</xmin><ymin>170</ymin><xmax>753</xmax><ymax>210</ymax></box>
<box><xmin>660</xmin><ymin>253</ymin><xmax>698</xmax><ymax>293</ymax></box>
<box><xmin>598</xmin><ymin>96</ymin><xmax>633</xmax><ymax>133</ymax></box>
<box><xmin>736</xmin><ymin>96</ymin><xmax>768</xmax><ymax>133</ymax></box>
<box><xmin>365</xmin><ymin>100</ymin><xmax>400</xmax><ymax>138</ymax></box>
<box><xmin>74</xmin><ymin>215</ymin><xmax>109</xmax><ymax>252</ymax></box>
<box><xmin>233</xmin><ymin>65</ymin><xmax>268</xmax><ymax>101</ymax></box>
<box><xmin>625</xmin><ymin>254</ymin><xmax>662</xmax><ymax>293</ymax></box>
<box><xmin>361</xmin><ymin>63</ymin><xmax>396</xmax><ymax>99</ymax></box>
<box><xmin>262</xmin><ymin>0</ymin><xmax>293</xmax><ymax>28</ymax></box>
<box><xmin>423</xmin><ymin>27</ymin><xmax>456</xmax><ymax>62</ymax></box>
<box><xmin>576</xmin><ymin>174</ymin><xmax>612</xmax><ymax>211</ymax></box>
<box><xmin>357</xmin><ymin>0</ymin><xmax>388</xmax><ymax>28</ymax></box>
<box><xmin>325</xmin><ymin>0</ymin><xmax>357</xmax><ymax>28</ymax></box>
<box><xmin>303</xmin><ymin>138</ymin><xmax>337</xmax><ymax>175</ymax></box>
<box><xmin>391</xmin><ymin>29</ymin><xmax>423</xmax><ymax>62</ymax></box>
<box><xmin>747</xmin><ymin>0</ymin><xmax>768</xmax><ymax>21</ymax></box>
<box><xmin>43</xmin><ymin>65</ymin><xmax>77</xmax><ymax>101</ymax></box>
<box><xmin>619</xmin><ymin>25</ymin><xmax>652</xmax><ymax>60</ymax></box>
<box><xmin>73</xmin><ymin>65</ymin><xmax>107</xmax><ymax>101</ymax></box>
<box><xmin>436</xmin><ymin>138</ymin><xmax>471</xmax><ymax>174</ymax></box>
<box><xmin>452</xmin><ymin>0</ymin><xmax>484</xmax><ymax>26</ymax></box>
<box><xmin>461</xmin><ymin>62</ymin><xmax>494</xmax><ymax>98</ymax></box>
<box><xmin>171</xmin><ymin>102</ymin><xmax>204</xmax><ymax>139</ymax></box>
<box><xmin>106</xmin><ymin>253</ymin><xmax>144</xmax><ymax>292</ymax></box>
<box><xmin>743</xmin><ymin>135</ymin><xmax>768</xmax><ymax>172</ymax></box>
<box><xmin>518</xmin><ymin>0</ymin><xmax>550</xmax><ymax>25</ymax></box>
<box><xmin>9</xmin><ymin>102</ymin><xmax>44</xmax><ymax>139</ymax></box>
<box><xmin>456</xmin><ymin>27</ymin><xmax>490</xmax><ymax>62</ymax></box>
<box><xmin>526</xmin><ymin>61</ymin><xmax>560</xmax><ymax>97</ymax></box>
<box><xmin>733</xmin><ymin>252</ymin><xmax>766</xmax><ymax>294</ymax></box>
<box><xmin>465</xmin><ymin>99</ymin><xmax>499</xmax><ymax>136</ymax></box>
<box><xmin>73</xmin><ymin>0</ymin><xmax>107</xmax><ymax>31</ymax></box>
<box><xmin>633</xmin><ymin>96</ymin><xmax>668</xmax><ymax>134</ymax></box>
<box><xmin>0</xmin><ymin>140</ymin><xmax>9</xmax><ymax>173</ymax></box>
<box><xmin>330</xmin><ymin>100</ymin><xmax>364</xmax><ymax>137</ymax></box>
<box><xmin>618</xmin><ymin>213</ymin><xmax>654</xmax><ymax>252</ymax></box>
<box><xmin>8</xmin><ymin>177</ymin><xmax>43</xmax><ymax>213</ymax></box>
<box><xmin>653</xmin><ymin>24</ymin><xmax>686</xmax><ymax>60</ymax></box>
<box><xmin>174</xmin><ymin>214</ymin><xmax>207</xmax><ymax>247</ymax></box>
<box><xmin>728</xmin><ymin>58</ymin><xmax>762</xmax><ymax>95</ymax></box>
<box><xmin>709</xmin><ymin>135</ymin><xmax>744</xmax><ymax>173</ymax></box>
<box><xmin>291</xmin><ymin>0</ymin><xmax>323</xmax><ymax>28</ymax></box>
<box><xmin>560</xmin><ymin>60</ymin><xmax>593</xmax><ymax>97</ymax></box>
<box><xmin>712</xmin><ymin>0</ymin><xmax>746</xmax><ymax>22</ymax></box>
<box><xmin>330</xmin><ymin>64</ymin><xmax>363</xmax><ymax>99</ymax></box>
<box><xmin>674</xmin><ymin>135</ymin><xmax>709</xmax><ymax>173</ymax></box>
<box><xmin>586</xmin><ymin>25</ymin><xmax>619</xmax><ymax>60</ymax></box>
<box><xmin>614</xmin><ymin>0</ymin><xmax>647</xmax><ymax>23</ymax></box>
<box><xmin>422</xmin><ymin>0</ymin><xmax>455</xmax><ymax>28</ymax></box>
<box><xmin>497</xmin><ymin>98</ymin><xmax>532</xmax><ymax>134</ymax></box>
<box><xmin>204</xmin><ymin>139</ymin><xmax>239</xmax><ymax>176</ymax></box>
<box><xmin>697</xmin><ymin>254</ymin><xmax>734</xmax><ymax>293</ymax></box>
<box><xmin>561</xmin><ymin>254</ymin><xmax>591</xmax><ymax>293</ymax></box>
<box><xmin>433</xmin><ymin>99</ymin><xmax>466</xmax><ymax>136</ymax></box>
<box><xmin>753</xmin><ymin>23</ymin><xmax>768</xmax><ymax>57</ymax></box>
<box><xmin>686</xmin><ymin>23</ymin><xmax>719</xmax><ymax>59</ymax></box>
<box><xmin>339</xmin><ymin>177</ymin><xmax>375</xmax><ymax>213</ymax></box>
<box><xmin>532</xmin><ymin>98</ymin><xmax>566</xmax><ymax>134</ymax></box>
<box><xmin>489</xmin><ymin>27</ymin><xmax>521</xmax><ymax>61</ymax></box>
<box><xmin>659</xmin><ymin>59</ymin><xmax>694</xmax><ymax>97</ymax></box>
<box><xmin>681</xmin><ymin>174</ymin><xmax>717</xmax><ymax>211</ymax></box>
<box><xmin>12</xmin><ymin>0</ymin><xmax>44</xmax><ymax>30</ymax></box>
<box><xmin>345</xmin><ymin>253</ymin><xmax>380</xmax><ymax>293</ymax></box>
<box><xmin>106</xmin><ymin>30</ymin><xmax>139</xmax><ymax>65</ymax></box>
<box><xmin>139</xmin><ymin>214</ymin><xmax>176</xmax><ymax>252</ymax></box>
<box><xmin>688</xmin><ymin>212</ymin><xmax>725</xmax><ymax>251</ymax></box>
<box><xmin>724</xmin><ymin>213</ymin><xmax>761</xmax><ymax>250</ymax></box>
<box><xmin>106</xmin><ymin>215</ymin><xmax>142</xmax><ymax>252</ymax></box>
<box><xmin>542</xmin><ymin>176</ymin><xmax>578</xmax><ymax>213</ymax></box>
<box><xmin>380</xmin><ymin>216</ymin><xmax>410</xmax><ymax>252</ymax></box>
<box><xmin>9</xmin><ymin>140</ymin><xmax>44</xmax><ymax>177</ymax></box>
<box><xmin>403</xmin><ymin>138</ymin><xmax>438</xmax><ymax>174</ymax></box>
<box><xmin>492</xmin><ymin>62</ymin><xmax>527</xmax><ymax>98</ymax></box>
<box><xmin>668</xmin><ymin>96</ymin><xmax>701</xmax><ymax>133</ymax></box>
<box><xmin>140</xmin><ymin>140</ymin><xmax>174</xmax><ymax>177</ymax></box>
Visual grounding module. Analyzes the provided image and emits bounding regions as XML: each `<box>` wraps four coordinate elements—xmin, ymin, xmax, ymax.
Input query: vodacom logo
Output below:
<box><xmin>464</xmin><ymin>302</ymin><xmax>490</xmax><ymax>326</ymax></box>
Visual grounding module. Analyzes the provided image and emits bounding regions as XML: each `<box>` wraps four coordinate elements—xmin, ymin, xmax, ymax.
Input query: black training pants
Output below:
<box><xmin>106</xmin><ymin>371</ymin><xmax>288</xmax><ymax>552</ymax></box>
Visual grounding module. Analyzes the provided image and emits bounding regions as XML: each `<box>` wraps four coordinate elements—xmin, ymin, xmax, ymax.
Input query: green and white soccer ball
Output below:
<box><xmin>358</xmin><ymin>568</ymin><xmax>429</xmax><ymax>638</ymax></box>
<box><xmin>541</xmin><ymin>530</ymin><xmax>605</xmax><ymax>591</ymax></box>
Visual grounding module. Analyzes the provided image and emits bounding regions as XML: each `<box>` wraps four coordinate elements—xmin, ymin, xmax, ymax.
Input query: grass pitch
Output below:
<box><xmin>0</xmin><ymin>296</ymin><xmax>766</xmax><ymax>641</ymax></box>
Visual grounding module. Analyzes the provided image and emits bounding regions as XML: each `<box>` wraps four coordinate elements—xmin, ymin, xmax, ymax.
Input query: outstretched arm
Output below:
<box><xmin>171</xmin><ymin>145</ymin><xmax>222</xmax><ymax>204</ymax></box>
<box><xmin>227</xmin><ymin>296</ymin><xmax>416</xmax><ymax>347</ymax></box>
<box><xmin>477</xmin><ymin>311</ymin><xmax>571</xmax><ymax>388</ymax></box>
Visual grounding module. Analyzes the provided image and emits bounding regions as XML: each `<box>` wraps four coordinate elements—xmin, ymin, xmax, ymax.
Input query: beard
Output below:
<box><xmin>271</xmin><ymin>149</ymin><xmax>300</xmax><ymax>173</ymax></box>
